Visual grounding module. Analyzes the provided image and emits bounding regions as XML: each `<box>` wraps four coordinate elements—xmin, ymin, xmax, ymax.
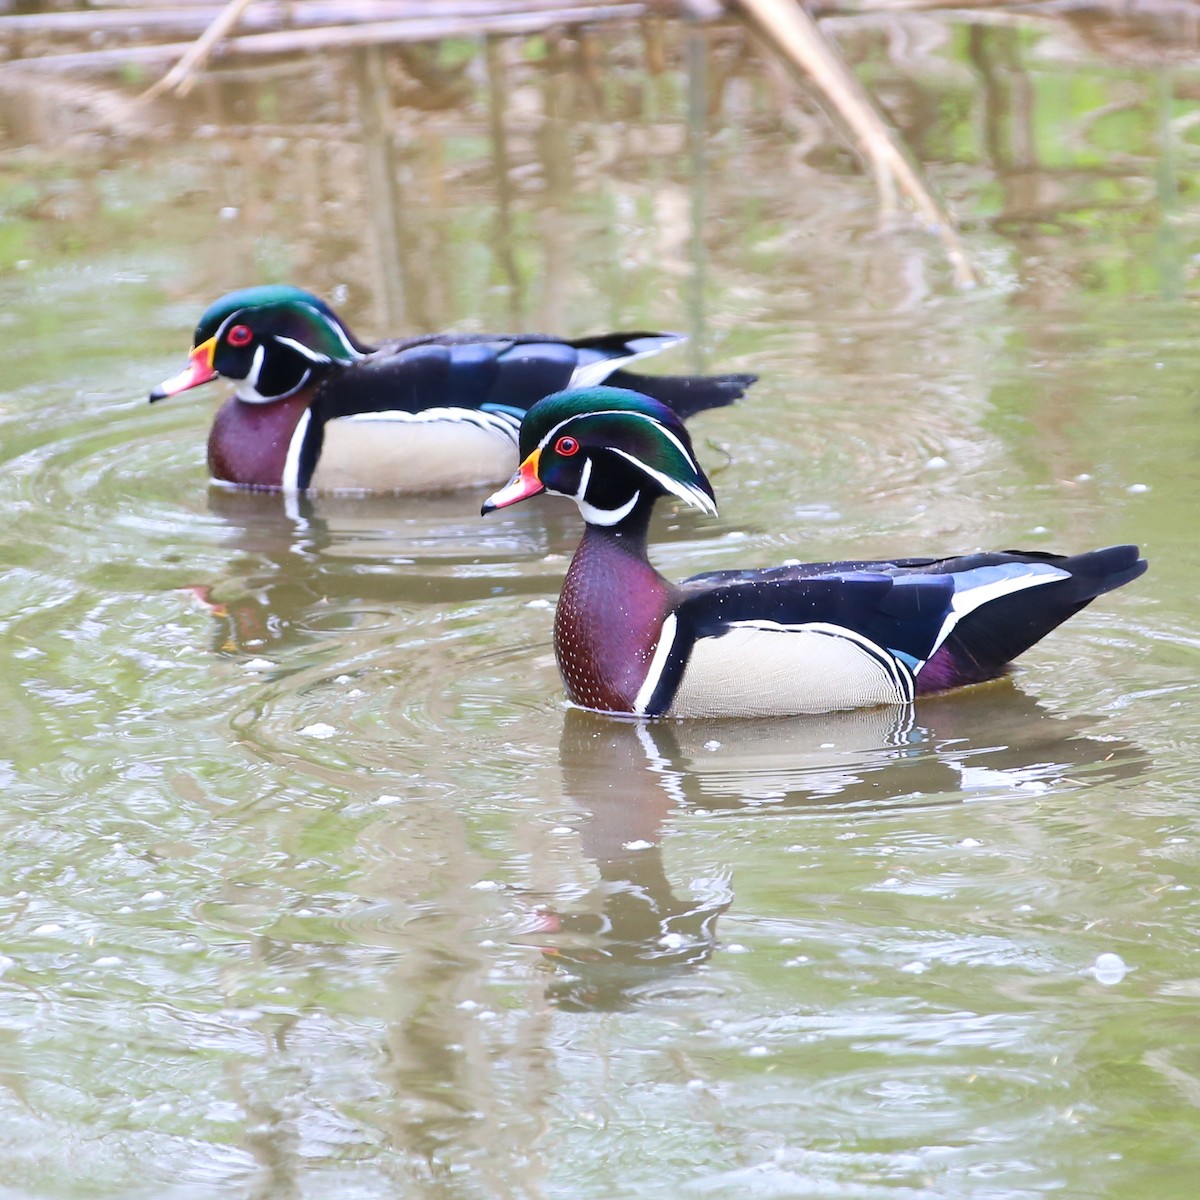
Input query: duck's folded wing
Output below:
<box><xmin>641</xmin><ymin>559</ymin><xmax>1082</xmax><ymax>717</ymax></box>
<box><xmin>346</xmin><ymin>333</ymin><xmax>684</xmax><ymax>415</ymax></box>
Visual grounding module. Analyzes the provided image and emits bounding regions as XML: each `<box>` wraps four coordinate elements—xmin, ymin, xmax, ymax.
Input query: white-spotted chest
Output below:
<box><xmin>554</xmin><ymin>531</ymin><xmax>672</xmax><ymax>714</ymax></box>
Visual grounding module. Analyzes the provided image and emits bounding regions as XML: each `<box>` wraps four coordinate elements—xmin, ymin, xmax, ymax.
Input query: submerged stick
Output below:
<box><xmin>735</xmin><ymin>0</ymin><xmax>977</xmax><ymax>286</ymax></box>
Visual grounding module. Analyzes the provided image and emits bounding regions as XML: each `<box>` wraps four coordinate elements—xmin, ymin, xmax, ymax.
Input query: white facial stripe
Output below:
<box><xmin>609</xmin><ymin>447</ymin><xmax>716</xmax><ymax>516</ymax></box>
<box><xmin>536</xmin><ymin>408</ymin><xmax>704</xmax><ymax>477</ymax></box>
<box><xmin>274</xmin><ymin>335</ymin><xmax>331</xmax><ymax>364</ymax></box>
<box><xmin>300</xmin><ymin>302</ymin><xmax>364</xmax><ymax>360</ymax></box>
<box><xmin>282</xmin><ymin>408</ymin><xmax>311</xmax><ymax>491</ymax></box>
<box><xmin>634</xmin><ymin>612</ymin><xmax>679</xmax><ymax>715</ymax></box>
<box><xmin>215</xmin><ymin>312</ymin><xmax>243</xmax><ymax>343</ymax></box>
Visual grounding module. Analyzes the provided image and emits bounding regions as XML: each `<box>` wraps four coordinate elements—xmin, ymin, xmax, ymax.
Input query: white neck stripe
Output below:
<box><xmin>576</xmin><ymin>488</ymin><xmax>640</xmax><ymax>527</ymax></box>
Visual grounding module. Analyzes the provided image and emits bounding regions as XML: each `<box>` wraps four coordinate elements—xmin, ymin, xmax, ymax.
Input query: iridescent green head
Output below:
<box><xmin>150</xmin><ymin>285</ymin><xmax>368</xmax><ymax>405</ymax></box>
<box><xmin>482</xmin><ymin>386</ymin><xmax>717</xmax><ymax>525</ymax></box>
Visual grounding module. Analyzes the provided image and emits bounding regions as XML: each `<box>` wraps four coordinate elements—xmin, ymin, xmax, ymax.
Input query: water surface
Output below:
<box><xmin>0</xmin><ymin>13</ymin><xmax>1198</xmax><ymax>1199</ymax></box>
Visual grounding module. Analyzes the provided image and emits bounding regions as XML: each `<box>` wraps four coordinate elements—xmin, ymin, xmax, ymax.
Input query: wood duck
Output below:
<box><xmin>149</xmin><ymin>285</ymin><xmax>755</xmax><ymax>493</ymax></box>
<box><xmin>481</xmin><ymin>387</ymin><xmax>1148</xmax><ymax>718</ymax></box>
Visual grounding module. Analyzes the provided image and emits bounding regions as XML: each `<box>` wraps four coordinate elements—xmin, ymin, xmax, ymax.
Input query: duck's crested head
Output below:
<box><xmin>151</xmin><ymin>285</ymin><xmax>368</xmax><ymax>404</ymax></box>
<box><xmin>192</xmin><ymin>285</ymin><xmax>366</xmax><ymax>365</ymax></box>
<box><xmin>483</xmin><ymin>386</ymin><xmax>717</xmax><ymax>524</ymax></box>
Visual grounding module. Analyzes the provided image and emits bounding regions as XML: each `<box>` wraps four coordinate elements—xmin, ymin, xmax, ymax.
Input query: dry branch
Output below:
<box><xmin>0</xmin><ymin>4</ymin><xmax>648</xmax><ymax>75</ymax></box>
<box><xmin>735</xmin><ymin>0</ymin><xmax>977</xmax><ymax>286</ymax></box>
<box><xmin>139</xmin><ymin>0</ymin><xmax>256</xmax><ymax>100</ymax></box>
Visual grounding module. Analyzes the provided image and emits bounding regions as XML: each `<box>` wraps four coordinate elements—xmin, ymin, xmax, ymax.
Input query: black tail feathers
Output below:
<box><xmin>946</xmin><ymin>545</ymin><xmax>1147</xmax><ymax>680</ymax></box>
<box><xmin>607</xmin><ymin>368</ymin><xmax>758</xmax><ymax>420</ymax></box>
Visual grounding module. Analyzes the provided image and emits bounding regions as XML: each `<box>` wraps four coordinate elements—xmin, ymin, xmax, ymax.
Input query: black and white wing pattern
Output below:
<box><xmin>632</xmin><ymin>549</ymin><xmax>1144</xmax><ymax>718</ymax></box>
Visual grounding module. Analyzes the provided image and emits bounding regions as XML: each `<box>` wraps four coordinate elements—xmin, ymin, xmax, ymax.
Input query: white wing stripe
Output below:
<box><xmin>567</xmin><ymin>335</ymin><xmax>683</xmax><ymax>389</ymax></box>
<box><xmin>929</xmin><ymin>567</ymin><xmax>1066</xmax><ymax>661</ymax></box>
<box><xmin>338</xmin><ymin>407</ymin><xmax>520</xmax><ymax>439</ymax></box>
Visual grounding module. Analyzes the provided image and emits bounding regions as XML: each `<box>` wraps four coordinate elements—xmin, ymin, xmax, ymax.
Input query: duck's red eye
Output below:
<box><xmin>227</xmin><ymin>324</ymin><xmax>253</xmax><ymax>347</ymax></box>
<box><xmin>555</xmin><ymin>436</ymin><xmax>580</xmax><ymax>456</ymax></box>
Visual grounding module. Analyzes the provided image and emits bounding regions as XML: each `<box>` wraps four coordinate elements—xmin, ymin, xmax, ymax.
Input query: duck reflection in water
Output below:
<box><xmin>193</xmin><ymin>485</ymin><xmax>728</xmax><ymax>654</ymax></box>
<box><xmin>192</xmin><ymin>484</ymin><xmax>573</xmax><ymax>653</ymax></box>
<box><xmin>536</xmin><ymin>692</ymin><xmax>1144</xmax><ymax>1012</ymax></box>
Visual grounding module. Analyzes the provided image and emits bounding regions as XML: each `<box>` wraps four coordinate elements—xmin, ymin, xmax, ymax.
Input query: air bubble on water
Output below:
<box><xmin>242</xmin><ymin>658</ymin><xmax>274</xmax><ymax>672</ymax></box>
<box><xmin>900</xmin><ymin>961</ymin><xmax>928</xmax><ymax>974</ymax></box>
<box><xmin>300</xmin><ymin>723</ymin><xmax>337</xmax><ymax>739</ymax></box>
<box><xmin>374</xmin><ymin>794</ymin><xmax>402</xmax><ymax>806</ymax></box>
<box><xmin>622</xmin><ymin>839</ymin><xmax>654</xmax><ymax>851</ymax></box>
<box><xmin>703</xmin><ymin>740</ymin><xmax>721</xmax><ymax>751</ymax></box>
<box><xmin>925</xmin><ymin>455</ymin><xmax>949</xmax><ymax>470</ymax></box>
<box><xmin>471</xmin><ymin>880</ymin><xmax>502</xmax><ymax>891</ymax></box>
<box><xmin>959</xmin><ymin>837</ymin><xmax>983</xmax><ymax>848</ymax></box>
<box><xmin>1127</xmin><ymin>483</ymin><xmax>1150</xmax><ymax>494</ymax></box>
<box><xmin>725</xmin><ymin>943</ymin><xmax>750</xmax><ymax>954</ymax></box>
<box><xmin>1090</xmin><ymin>952</ymin><xmax>1128</xmax><ymax>985</ymax></box>
<box><xmin>33</xmin><ymin>923</ymin><xmax>63</xmax><ymax>935</ymax></box>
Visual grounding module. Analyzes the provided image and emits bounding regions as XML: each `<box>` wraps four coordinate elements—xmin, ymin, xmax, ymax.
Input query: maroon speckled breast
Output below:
<box><xmin>554</xmin><ymin>527</ymin><xmax>674</xmax><ymax>713</ymax></box>
<box><xmin>207</xmin><ymin>392</ymin><xmax>312</xmax><ymax>488</ymax></box>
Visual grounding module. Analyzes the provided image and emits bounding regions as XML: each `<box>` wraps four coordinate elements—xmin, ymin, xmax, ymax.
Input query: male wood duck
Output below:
<box><xmin>149</xmin><ymin>285</ymin><xmax>755</xmax><ymax>493</ymax></box>
<box><xmin>481</xmin><ymin>387</ymin><xmax>1148</xmax><ymax>718</ymax></box>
